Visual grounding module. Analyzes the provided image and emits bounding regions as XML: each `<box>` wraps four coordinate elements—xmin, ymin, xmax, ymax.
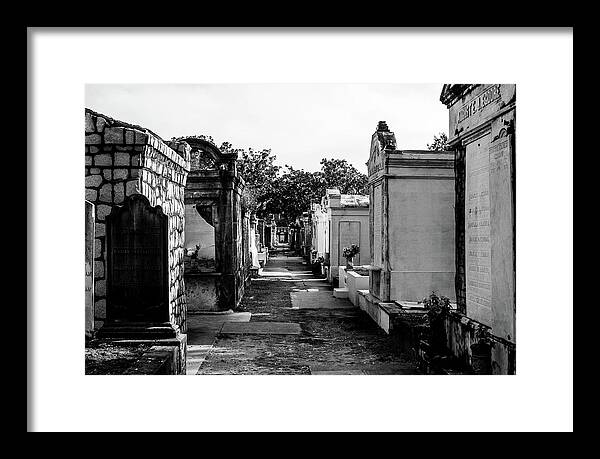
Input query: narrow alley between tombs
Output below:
<box><xmin>186</xmin><ymin>252</ymin><xmax>420</xmax><ymax>375</ymax></box>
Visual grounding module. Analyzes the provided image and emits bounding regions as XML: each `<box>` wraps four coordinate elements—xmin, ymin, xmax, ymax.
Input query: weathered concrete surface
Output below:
<box><xmin>194</xmin><ymin>254</ymin><xmax>420</xmax><ymax>375</ymax></box>
<box><xmin>85</xmin><ymin>342</ymin><xmax>150</xmax><ymax>375</ymax></box>
<box><xmin>187</xmin><ymin>312</ymin><xmax>251</xmax><ymax>344</ymax></box>
<box><xmin>347</xmin><ymin>270</ymin><xmax>369</xmax><ymax>306</ymax></box>
<box><xmin>185</xmin><ymin>312</ymin><xmax>250</xmax><ymax>375</ymax></box>
<box><xmin>220</xmin><ymin>321</ymin><xmax>302</xmax><ymax>335</ymax></box>
<box><xmin>125</xmin><ymin>345</ymin><xmax>181</xmax><ymax>375</ymax></box>
<box><xmin>85</xmin><ymin>335</ymin><xmax>187</xmax><ymax>374</ymax></box>
<box><xmin>310</xmin><ymin>363</ymin><xmax>417</xmax><ymax>375</ymax></box>
<box><xmin>185</xmin><ymin>274</ymin><xmax>219</xmax><ymax>312</ymax></box>
<box><xmin>290</xmin><ymin>290</ymin><xmax>355</xmax><ymax>310</ymax></box>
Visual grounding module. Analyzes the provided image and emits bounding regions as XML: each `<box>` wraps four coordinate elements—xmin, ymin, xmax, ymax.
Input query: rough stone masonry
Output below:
<box><xmin>84</xmin><ymin>108</ymin><xmax>191</xmax><ymax>333</ymax></box>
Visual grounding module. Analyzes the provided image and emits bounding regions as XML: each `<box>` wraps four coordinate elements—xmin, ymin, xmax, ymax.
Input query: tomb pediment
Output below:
<box><xmin>368</xmin><ymin>121</ymin><xmax>397</xmax><ymax>177</ymax></box>
<box><xmin>440</xmin><ymin>84</ymin><xmax>516</xmax><ymax>143</ymax></box>
<box><xmin>176</xmin><ymin>136</ymin><xmax>239</xmax><ymax>173</ymax></box>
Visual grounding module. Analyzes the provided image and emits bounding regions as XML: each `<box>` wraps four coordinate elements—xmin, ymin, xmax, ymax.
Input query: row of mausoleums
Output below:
<box><xmin>84</xmin><ymin>109</ymin><xmax>269</xmax><ymax>373</ymax></box>
<box><xmin>301</xmin><ymin>84</ymin><xmax>516</xmax><ymax>374</ymax></box>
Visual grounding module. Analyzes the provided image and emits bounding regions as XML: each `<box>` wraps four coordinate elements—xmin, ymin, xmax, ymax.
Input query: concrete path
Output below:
<box><xmin>290</xmin><ymin>291</ymin><xmax>355</xmax><ymax>310</ymax></box>
<box><xmin>186</xmin><ymin>253</ymin><xmax>420</xmax><ymax>375</ymax></box>
<box><xmin>221</xmin><ymin>321</ymin><xmax>302</xmax><ymax>335</ymax></box>
<box><xmin>186</xmin><ymin>312</ymin><xmax>250</xmax><ymax>375</ymax></box>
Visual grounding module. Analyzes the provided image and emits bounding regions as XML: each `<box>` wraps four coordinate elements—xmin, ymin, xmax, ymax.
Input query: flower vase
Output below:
<box><xmin>345</xmin><ymin>257</ymin><xmax>354</xmax><ymax>270</ymax></box>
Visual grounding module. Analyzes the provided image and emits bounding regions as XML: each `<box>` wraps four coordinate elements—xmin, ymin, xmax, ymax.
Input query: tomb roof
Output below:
<box><xmin>439</xmin><ymin>84</ymin><xmax>479</xmax><ymax>106</ymax></box>
<box><xmin>340</xmin><ymin>194</ymin><xmax>369</xmax><ymax>207</ymax></box>
<box><xmin>176</xmin><ymin>135</ymin><xmax>239</xmax><ymax>174</ymax></box>
<box><xmin>391</xmin><ymin>150</ymin><xmax>454</xmax><ymax>159</ymax></box>
<box><xmin>85</xmin><ymin>107</ymin><xmax>163</xmax><ymax>140</ymax></box>
<box><xmin>85</xmin><ymin>107</ymin><xmax>190</xmax><ymax>164</ymax></box>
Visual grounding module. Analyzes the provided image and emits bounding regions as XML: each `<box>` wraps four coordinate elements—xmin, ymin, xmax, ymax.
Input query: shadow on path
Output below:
<box><xmin>188</xmin><ymin>254</ymin><xmax>420</xmax><ymax>375</ymax></box>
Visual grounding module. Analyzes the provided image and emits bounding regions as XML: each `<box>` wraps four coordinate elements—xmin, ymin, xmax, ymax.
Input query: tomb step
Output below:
<box><xmin>96</xmin><ymin>324</ymin><xmax>178</xmax><ymax>339</ymax></box>
<box><xmin>333</xmin><ymin>288</ymin><xmax>349</xmax><ymax>299</ymax></box>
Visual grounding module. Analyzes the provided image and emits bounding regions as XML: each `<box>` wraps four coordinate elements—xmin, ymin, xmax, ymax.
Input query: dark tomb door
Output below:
<box><xmin>106</xmin><ymin>194</ymin><xmax>169</xmax><ymax>323</ymax></box>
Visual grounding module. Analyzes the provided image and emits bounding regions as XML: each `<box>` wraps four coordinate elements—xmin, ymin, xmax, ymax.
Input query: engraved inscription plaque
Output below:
<box><xmin>489</xmin><ymin>134</ymin><xmax>516</xmax><ymax>341</ymax></box>
<box><xmin>465</xmin><ymin>136</ymin><xmax>492</xmax><ymax>325</ymax></box>
<box><xmin>106</xmin><ymin>194</ymin><xmax>168</xmax><ymax>323</ymax></box>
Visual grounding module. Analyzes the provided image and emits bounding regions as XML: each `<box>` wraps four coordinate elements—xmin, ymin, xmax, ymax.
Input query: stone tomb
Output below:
<box><xmin>309</xmin><ymin>202</ymin><xmax>328</xmax><ymax>263</ymax></box>
<box><xmin>441</xmin><ymin>84</ymin><xmax>516</xmax><ymax>341</ymax></box>
<box><xmin>367</xmin><ymin>121</ymin><xmax>455</xmax><ymax>303</ymax></box>
<box><xmin>323</xmin><ymin>189</ymin><xmax>370</xmax><ymax>286</ymax></box>
<box><xmin>181</xmin><ymin>137</ymin><xmax>249</xmax><ymax>312</ymax></box>
<box><xmin>300</xmin><ymin>211</ymin><xmax>312</xmax><ymax>262</ymax></box>
<box><xmin>441</xmin><ymin>84</ymin><xmax>516</xmax><ymax>373</ymax></box>
<box><xmin>85</xmin><ymin>109</ymin><xmax>190</xmax><ymax>373</ymax></box>
<box><xmin>256</xmin><ymin>218</ymin><xmax>264</xmax><ymax>248</ymax></box>
<box><xmin>85</xmin><ymin>108</ymin><xmax>190</xmax><ymax>335</ymax></box>
<box><xmin>249</xmin><ymin>214</ymin><xmax>260</xmax><ymax>269</ymax></box>
<box><xmin>264</xmin><ymin>216</ymin><xmax>274</xmax><ymax>248</ymax></box>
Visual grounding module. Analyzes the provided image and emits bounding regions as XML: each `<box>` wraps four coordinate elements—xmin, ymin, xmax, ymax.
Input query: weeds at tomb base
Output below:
<box><xmin>396</xmin><ymin>291</ymin><xmax>495</xmax><ymax>375</ymax></box>
<box><xmin>409</xmin><ymin>292</ymin><xmax>471</xmax><ymax>374</ymax></box>
<box><xmin>421</xmin><ymin>291</ymin><xmax>451</xmax><ymax>319</ymax></box>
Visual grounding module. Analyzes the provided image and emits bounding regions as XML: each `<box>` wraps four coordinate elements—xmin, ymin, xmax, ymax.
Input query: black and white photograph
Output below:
<box><xmin>29</xmin><ymin>28</ymin><xmax>572</xmax><ymax>432</ymax></box>
<box><xmin>83</xmin><ymin>83</ymin><xmax>516</xmax><ymax>376</ymax></box>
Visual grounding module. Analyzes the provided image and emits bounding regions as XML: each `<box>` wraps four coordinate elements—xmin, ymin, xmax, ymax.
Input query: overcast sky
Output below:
<box><xmin>86</xmin><ymin>84</ymin><xmax>448</xmax><ymax>174</ymax></box>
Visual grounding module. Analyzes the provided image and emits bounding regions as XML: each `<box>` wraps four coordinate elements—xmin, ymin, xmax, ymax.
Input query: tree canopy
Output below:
<box><xmin>427</xmin><ymin>132</ymin><xmax>449</xmax><ymax>151</ymax></box>
<box><xmin>319</xmin><ymin>158</ymin><xmax>368</xmax><ymax>196</ymax></box>
<box><xmin>229</xmin><ymin>145</ymin><xmax>281</xmax><ymax>215</ymax></box>
<box><xmin>234</xmin><ymin>149</ymin><xmax>368</xmax><ymax>224</ymax></box>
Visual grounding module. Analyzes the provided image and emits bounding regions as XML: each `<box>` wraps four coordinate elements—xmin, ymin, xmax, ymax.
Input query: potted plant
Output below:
<box><xmin>470</xmin><ymin>324</ymin><xmax>493</xmax><ymax>375</ymax></box>
<box><xmin>421</xmin><ymin>291</ymin><xmax>451</xmax><ymax>355</ymax></box>
<box><xmin>342</xmin><ymin>244</ymin><xmax>360</xmax><ymax>270</ymax></box>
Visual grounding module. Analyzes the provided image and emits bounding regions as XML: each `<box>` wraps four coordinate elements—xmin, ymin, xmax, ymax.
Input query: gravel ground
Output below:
<box><xmin>198</xmin><ymin>255</ymin><xmax>420</xmax><ymax>375</ymax></box>
<box><xmin>85</xmin><ymin>341</ymin><xmax>150</xmax><ymax>375</ymax></box>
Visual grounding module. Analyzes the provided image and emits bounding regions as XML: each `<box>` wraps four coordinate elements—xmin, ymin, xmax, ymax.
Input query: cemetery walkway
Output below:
<box><xmin>186</xmin><ymin>254</ymin><xmax>420</xmax><ymax>375</ymax></box>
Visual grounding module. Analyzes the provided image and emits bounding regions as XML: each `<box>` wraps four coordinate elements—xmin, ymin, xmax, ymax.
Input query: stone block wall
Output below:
<box><xmin>85</xmin><ymin>109</ymin><xmax>191</xmax><ymax>332</ymax></box>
